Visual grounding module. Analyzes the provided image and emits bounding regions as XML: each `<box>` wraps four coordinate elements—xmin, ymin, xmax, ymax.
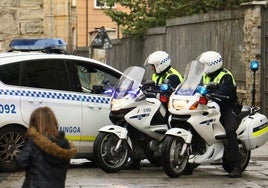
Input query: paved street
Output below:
<box><xmin>0</xmin><ymin>143</ymin><xmax>267</xmax><ymax>188</ymax></box>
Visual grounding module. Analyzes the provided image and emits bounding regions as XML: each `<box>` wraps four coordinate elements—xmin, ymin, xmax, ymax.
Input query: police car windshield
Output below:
<box><xmin>112</xmin><ymin>66</ymin><xmax>145</xmax><ymax>99</ymax></box>
<box><xmin>175</xmin><ymin>60</ymin><xmax>207</xmax><ymax>96</ymax></box>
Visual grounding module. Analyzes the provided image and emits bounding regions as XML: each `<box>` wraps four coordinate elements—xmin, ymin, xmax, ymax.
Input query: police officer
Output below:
<box><xmin>197</xmin><ymin>51</ymin><xmax>242</xmax><ymax>178</ymax></box>
<box><xmin>144</xmin><ymin>51</ymin><xmax>183</xmax><ymax>88</ymax></box>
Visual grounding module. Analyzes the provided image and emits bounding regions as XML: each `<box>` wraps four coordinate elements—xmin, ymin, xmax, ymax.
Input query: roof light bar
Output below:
<box><xmin>9</xmin><ymin>38</ymin><xmax>67</xmax><ymax>51</ymax></box>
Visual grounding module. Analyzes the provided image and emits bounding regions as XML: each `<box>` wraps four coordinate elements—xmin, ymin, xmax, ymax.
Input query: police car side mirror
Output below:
<box><xmin>92</xmin><ymin>85</ymin><xmax>104</xmax><ymax>94</ymax></box>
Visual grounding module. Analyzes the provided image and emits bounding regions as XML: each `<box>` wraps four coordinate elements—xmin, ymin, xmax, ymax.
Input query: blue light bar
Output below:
<box><xmin>9</xmin><ymin>38</ymin><xmax>66</xmax><ymax>51</ymax></box>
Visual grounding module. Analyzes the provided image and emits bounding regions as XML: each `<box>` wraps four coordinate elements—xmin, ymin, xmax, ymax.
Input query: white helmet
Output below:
<box><xmin>197</xmin><ymin>51</ymin><xmax>223</xmax><ymax>74</ymax></box>
<box><xmin>144</xmin><ymin>51</ymin><xmax>171</xmax><ymax>74</ymax></box>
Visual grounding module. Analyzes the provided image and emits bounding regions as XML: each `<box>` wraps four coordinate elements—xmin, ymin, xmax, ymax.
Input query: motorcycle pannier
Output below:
<box><xmin>239</xmin><ymin>112</ymin><xmax>268</xmax><ymax>150</ymax></box>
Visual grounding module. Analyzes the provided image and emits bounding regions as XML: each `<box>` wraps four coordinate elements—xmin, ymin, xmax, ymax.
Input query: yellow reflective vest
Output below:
<box><xmin>152</xmin><ymin>67</ymin><xmax>183</xmax><ymax>86</ymax></box>
<box><xmin>202</xmin><ymin>68</ymin><xmax>236</xmax><ymax>86</ymax></box>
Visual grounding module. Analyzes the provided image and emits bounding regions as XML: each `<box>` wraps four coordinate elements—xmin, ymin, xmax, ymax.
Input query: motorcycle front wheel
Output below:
<box><xmin>161</xmin><ymin>136</ymin><xmax>189</xmax><ymax>178</ymax></box>
<box><xmin>93</xmin><ymin>132</ymin><xmax>129</xmax><ymax>173</ymax></box>
<box><xmin>222</xmin><ymin>143</ymin><xmax>251</xmax><ymax>173</ymax></box>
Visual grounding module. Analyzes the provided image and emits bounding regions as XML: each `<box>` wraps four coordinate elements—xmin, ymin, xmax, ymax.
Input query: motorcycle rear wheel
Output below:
<box><xmin>161</xmin><ymin>136</ymin><xmax>189</xmax><ymax>178</ymax></box>
<box><xmin>93</xmin><ymin>132</ymin><xmax>129</xmax><ymax>173</ymax></box>
<box><xmin>222</xmin><ymin>143</ymin><xmax>251</xmax><ymax>173</ymax></box>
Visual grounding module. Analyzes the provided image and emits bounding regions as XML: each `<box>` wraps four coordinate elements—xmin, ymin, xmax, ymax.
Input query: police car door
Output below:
<box><xmin>20</xmin><ymin>59</ymin><xmax>82</xmax><ymax>147</ymax></box>
<box><xmin>73</xmin><ymin>61</ymin><xmax>120</xmax><ymax>154</ymax></box>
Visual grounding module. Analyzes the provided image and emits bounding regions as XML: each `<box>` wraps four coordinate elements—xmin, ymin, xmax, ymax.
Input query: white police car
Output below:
<box><xmin>0</xmin><ymin>39</ymin><xmax>122</xmax><ymax>171</ymax></box>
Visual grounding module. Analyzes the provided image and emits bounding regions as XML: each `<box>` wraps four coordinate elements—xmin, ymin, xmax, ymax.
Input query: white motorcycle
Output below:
<box><xmin>93</xmin><ymin>66</ymin><xmax>172</xmax><ymax>173</ymax></box>
<box><xmin>161</xmin><ymin>60</ymin><xmax>268</xmax><ymax>178</ymax></box>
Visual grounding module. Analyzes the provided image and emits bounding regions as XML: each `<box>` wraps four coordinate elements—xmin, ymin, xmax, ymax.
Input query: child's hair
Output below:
<box><xmin>27</xmin><ymin>106</ymin><xmax>60</xmax><ymax>138</ymax></box>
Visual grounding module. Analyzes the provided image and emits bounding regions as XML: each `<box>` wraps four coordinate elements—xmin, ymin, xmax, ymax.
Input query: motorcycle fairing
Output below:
<box><xmin>98</xmin><ymin>125</ymin><xmax>133</xmax><ymax>149</ymax></box>
<box><xmin>188</xmin><ymin>142</ymin><xmax>224</xmax><ymax>164</ymax></box>
<box><xmin>124</xmin><ymin>97</ymin><xmax>168</xmax><ymax>141</ymax></box>
<box><xmin>99</xmin><ymin>125</ymin><xmax>128</xmax><ymax>139</ymax></box>
<box><xmin>164</xmin><ymin>128</ymin><xmax>193</xmax><ymax>143</ymax></box>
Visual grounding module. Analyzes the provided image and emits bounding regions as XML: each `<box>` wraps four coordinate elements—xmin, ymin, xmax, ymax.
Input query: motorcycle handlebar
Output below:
<box><xmin>143</xmin><ymin>88</ymin><xmax>165</xmax><ymax>97</ymax></box>
<box><xmin>206</xmin><ymin>93</ymin><xmax>230</xmax><ymax>101</ymax></box>
<box><xmin>141</xmin><ymin>86</ymin><xmax>173</xmax><ymax>98</ymax></box>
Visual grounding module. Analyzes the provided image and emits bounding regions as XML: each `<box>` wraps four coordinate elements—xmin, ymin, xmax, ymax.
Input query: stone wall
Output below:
<box><xmin>106</xmin><ymin>3</ymin><xmax>266</xmax><ymax>108</ymax></box>
<box><xmin>0</xmin><ymin>0</ymin><xmax>44</xmax><ymax>51</ymax></box>
<box><xmin>242</xmin><ymin>4</ymin><xmax>262</xmax><ymax>106</ymax></box>
<box><xmin>0</xmin><ymin>0</ymin><xmax>76</xmax><ymax>52</ymax></box>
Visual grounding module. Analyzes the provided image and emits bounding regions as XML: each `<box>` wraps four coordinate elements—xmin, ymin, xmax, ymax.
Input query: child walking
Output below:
<box><xmin>16</xmin><ymin>106</ymin><xmax>77</xmax><ymax>188</ymax></box>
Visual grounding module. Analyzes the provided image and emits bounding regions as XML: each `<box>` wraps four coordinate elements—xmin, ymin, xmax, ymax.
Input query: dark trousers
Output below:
<box><xmin>220</xmin><ymin>109</ymin><xmax>241</xmax><ymax>166</ymax></box>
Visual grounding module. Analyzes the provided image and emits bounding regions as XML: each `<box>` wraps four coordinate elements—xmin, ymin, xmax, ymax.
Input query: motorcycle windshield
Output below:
<box><xmin>175</xmin><ymin>60</ymin><xmax>207</xmax><ymax>96</ymax></box>
<box><xmin>112</xmin><ymin>66</ymin><xmax>145</xmax><ymax>99</ymax></box>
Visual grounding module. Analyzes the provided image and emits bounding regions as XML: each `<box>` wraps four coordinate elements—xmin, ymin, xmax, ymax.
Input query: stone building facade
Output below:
<box><xmin>242</xmin><ymin>4</ymin><xmax>262</xmax><ymax>106</ymax></box>
<box><xmin>0</xmin><ymin>0</ymin><xmax>76</xmax><ymax>52</ymax></box>
<box><xmin>0</xmin><ymin>0</ymin><xmax>127</xmax><ymax>53</ymax></box>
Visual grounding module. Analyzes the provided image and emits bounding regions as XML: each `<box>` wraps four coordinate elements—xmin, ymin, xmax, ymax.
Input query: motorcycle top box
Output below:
<box><xmin>237</xmin><ymin>107</ymin><xmax>268</xmax><ymax>150</ymax></box>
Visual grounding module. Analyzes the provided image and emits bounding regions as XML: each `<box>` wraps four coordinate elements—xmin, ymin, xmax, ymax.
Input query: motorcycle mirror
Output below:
<box><xmin>250</xmin><ymin>60</ymin><xmax>259</xmax><ymax>72</ymax></box>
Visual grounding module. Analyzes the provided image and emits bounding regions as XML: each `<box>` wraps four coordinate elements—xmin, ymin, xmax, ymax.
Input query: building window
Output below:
<box><xmin>94</xmin><ymin>0</ymin><xmax>115</xmax><ymax>9</ymax></box>
<box><xmin>71</xmin><ymin>0</ymin><xmax>76</xmax><ymax>7</ymax></box>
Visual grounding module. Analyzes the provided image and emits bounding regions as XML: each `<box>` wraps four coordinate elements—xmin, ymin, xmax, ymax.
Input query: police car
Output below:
<box><xmin>0</xmin><ymin>38</ymin><xmax>122</xmax><ymax>171</ymax></box>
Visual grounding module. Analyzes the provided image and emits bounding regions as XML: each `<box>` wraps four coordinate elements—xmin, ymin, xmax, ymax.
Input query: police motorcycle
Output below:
<box><xmin>93</xmin><ymin>66</ymin><xmax>172</xmax><ymax>173</ymax></box>
<box><xmin>160</xmin><ymin>60</ymin><xmax>268</xmax><ymax>178</ymax></box>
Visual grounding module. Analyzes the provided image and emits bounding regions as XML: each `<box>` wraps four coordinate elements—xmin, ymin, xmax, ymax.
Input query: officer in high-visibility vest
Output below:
<box><xmin>144</xmin><ymin>51</ymin><xmax>183</xmax><ymax>89</ymax></box>
<box><xmin>198</xmin><ymin>51</ymin><xmax>242</xmax><ymax>178</ymax></box>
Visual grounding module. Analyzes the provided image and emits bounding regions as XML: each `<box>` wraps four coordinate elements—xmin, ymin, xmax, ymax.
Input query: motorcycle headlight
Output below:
<box><xmin>170</xmin><ymin>99</ymin><xmax>189</xmax><ymax>110</ymax></box>
<box><xmin>110</xmin><ymin>98</ymin><xmax>128</xmax><ymax>111</ymax></box>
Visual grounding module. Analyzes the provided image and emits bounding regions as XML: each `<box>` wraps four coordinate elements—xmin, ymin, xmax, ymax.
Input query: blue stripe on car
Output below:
<box><xmin>0</xmin><ymin>89</ymin><xmax>110</xmax><ymax>104</ymax></box>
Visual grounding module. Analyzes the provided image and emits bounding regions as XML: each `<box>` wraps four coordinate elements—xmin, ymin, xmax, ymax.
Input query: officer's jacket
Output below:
<box><xmin>152</xmin><ymin>66</ymin><xmax>183</xmax><ymax>88</ymax></box>
<box><xmin>202</xmin><ymin>68</ymin><xmax>238</xmax><ymax>111</ymax></box>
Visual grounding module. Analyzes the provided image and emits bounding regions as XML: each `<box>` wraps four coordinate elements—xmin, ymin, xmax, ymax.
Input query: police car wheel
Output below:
<box><xmin>0</xmin><ymin>125</ymin><xmax>26</xmax><ymax>172</ymax></box>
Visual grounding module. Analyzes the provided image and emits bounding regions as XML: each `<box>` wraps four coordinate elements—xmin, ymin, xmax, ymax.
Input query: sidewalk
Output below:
<box><xmin>251</xmin><ymin>141</ymin><xmax>268</xmax><ymax>160</ymax></box>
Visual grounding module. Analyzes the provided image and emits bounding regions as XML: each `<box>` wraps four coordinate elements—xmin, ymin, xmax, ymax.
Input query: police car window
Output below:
<box><xmin>74</xmin><ymin>62</ymin><xmax>119</xmax><ymax>94</ymax></box>
<box><xmin>22</xmin><ymin>60</ymin><xmax>72</xmax><ymax>91</ymax></box>
<box><xmin>0</xmin><ymin>63</ymin><xmax>20</xmax><ymax>86</ymax></box>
